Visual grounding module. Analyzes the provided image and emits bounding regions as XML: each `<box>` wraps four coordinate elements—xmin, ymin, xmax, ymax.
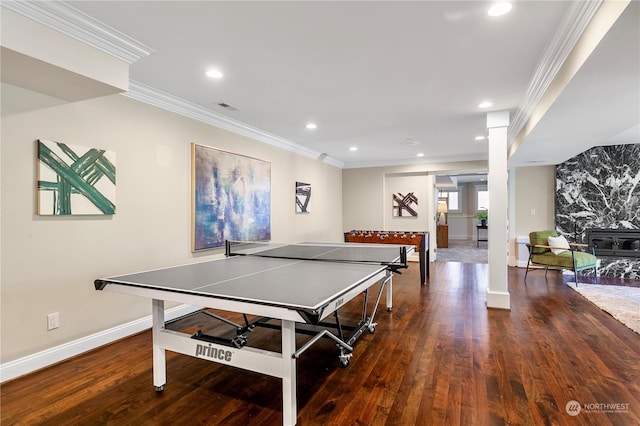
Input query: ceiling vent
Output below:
<box><xmin>217</xmin><ymin>102</ymin><xmax>238</xmax><ymax>111</ymax></box>
<box><xmin>400</xmin><ymin>138</ymin><xmax>420</xmax><ymax>146</ymax></box>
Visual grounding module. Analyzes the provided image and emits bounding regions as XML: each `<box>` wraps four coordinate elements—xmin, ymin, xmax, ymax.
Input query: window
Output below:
<box><xmin>476</xmin><ymin>187</ymin><xmax>489</xmax><ymax>211</ymax></box>
<box><xmin>438</xmin><ymin>190</ymin><xmax>460</xmax><ymax>211</ymax></box>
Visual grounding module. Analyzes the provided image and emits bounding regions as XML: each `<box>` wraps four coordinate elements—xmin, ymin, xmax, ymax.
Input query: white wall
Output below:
<box><xmin>1</xmin><ymin>88</ymin><xmax>343</xmax><ymax>363</ymax></box>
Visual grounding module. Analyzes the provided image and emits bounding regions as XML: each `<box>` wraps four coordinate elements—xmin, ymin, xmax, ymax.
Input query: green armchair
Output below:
<box><xmin>524</xmin><ymin>230</ymin><xmax>597</xmax><ymax>285</ymax></box>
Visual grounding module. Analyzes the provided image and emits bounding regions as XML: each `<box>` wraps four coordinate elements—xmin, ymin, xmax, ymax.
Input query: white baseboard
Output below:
<box><xmin>0</xmin><ymin>304</ymin><xmax>201</xmax><ymax>383</ymax></box>
<box><xmin>486</xmin><ymin>290</ymin><xmax>511</xmax><ymax>310</ymax></box>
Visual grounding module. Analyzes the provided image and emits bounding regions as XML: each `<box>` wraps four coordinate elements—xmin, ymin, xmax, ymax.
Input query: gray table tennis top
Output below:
<box><xmin>95</xmin><ymin>243</ymin><xmax>407</xmax><ymax>313</ymax></box>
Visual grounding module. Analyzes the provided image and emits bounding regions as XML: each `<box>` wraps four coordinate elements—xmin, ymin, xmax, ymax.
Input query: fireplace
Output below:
<box><xmin>585</xmin><ymin>228</ymin><xmax>640</xmax><ymax>258</ymax></box>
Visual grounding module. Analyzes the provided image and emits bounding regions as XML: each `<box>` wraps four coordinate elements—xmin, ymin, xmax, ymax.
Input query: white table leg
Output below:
<box><xmin>152</xmin><ymin>299</ymin><xmax>166</xmax><ymax>391</ymax></box>
<box><xmin>386</xmin><ymin>272</ymin><xmax>393</xmax><ymax>311</ymax></box>
<box><xmin>281</xmin><ymin>320</ymin><xmax>297</xmax><ymax>425</ymax></box>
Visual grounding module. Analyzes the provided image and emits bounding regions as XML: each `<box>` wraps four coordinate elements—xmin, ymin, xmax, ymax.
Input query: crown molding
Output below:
<box><xmin>123</xmin><ymin>81</ymin><xmax>344</xmax><ymax>168</ymax></box>
<box><xmin>0</xmin><ymin>0</ymin><xmax>153</xmax><ymax>64</ymax></box>
<box><xmin>508</xmin><ymin>0</ymin><xmax>603</xmax><ymax>144</ymax></box>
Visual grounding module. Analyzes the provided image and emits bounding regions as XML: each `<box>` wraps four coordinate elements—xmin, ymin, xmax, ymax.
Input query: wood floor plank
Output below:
<box><xmin>2</xmin><ymin>262</ymin><xmax>639</xmax><ymax>425</ymax></box>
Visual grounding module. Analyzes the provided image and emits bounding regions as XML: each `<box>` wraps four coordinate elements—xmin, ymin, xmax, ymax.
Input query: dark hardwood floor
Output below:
<box><xmin>2</xmin><ymin>262</ymin><xmax>639</xmax><ymax>425</ymax></box>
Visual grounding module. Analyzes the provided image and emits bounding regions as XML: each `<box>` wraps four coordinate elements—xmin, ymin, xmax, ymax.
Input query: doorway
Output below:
<box><xmin>435</xmin><ymin>173</ymin><xmax>488</xmax><ymax>264</ymax></box>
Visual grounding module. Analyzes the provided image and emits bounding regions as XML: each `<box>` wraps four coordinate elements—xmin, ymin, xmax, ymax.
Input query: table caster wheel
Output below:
<box><xmin>339</xmin><ymin>353</ymin><xmax>352</xmax><ymax>367</ymax></box>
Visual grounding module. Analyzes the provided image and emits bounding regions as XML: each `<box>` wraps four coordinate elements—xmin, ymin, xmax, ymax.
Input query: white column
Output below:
<box><xmin>486</xmin><ymin>111</ymin><xmax>511</xmax><ymax>310</ymax></box>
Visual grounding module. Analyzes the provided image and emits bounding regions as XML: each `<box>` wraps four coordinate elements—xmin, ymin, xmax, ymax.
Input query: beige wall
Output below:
<box><xmin>342</xmin><ymin>161</ymin><xmax>488</xmax><ymax>261</ymax></box>
<box><xmin>342</xmin><ymin>167</ymin><xmax>386</xmax><ymax>231</ymax></box>
<box><xmin>0</xmin><ymin>85</ymin><xmax>556</xmax><ymax>365</ymax></box>
<box><xmin>510</xmin><ymin>165</ymin><xmax>556</xmax><ymax>265</ymax></box>
<box><xmin>344</xmin><ymin>163</ymin><xmax>556</xmax><ymax>265</ymax></box>
<box><xmin>384</xmin><ymin>173</ymin><xmax>429</xmax><ymax>232</ymax></box>
<box><xmin>446</xmin><ymin>181</ymin><xmax>488</xmax><ymax>240</ymax></box>
<box><xmin>342</xmin><ymin>162</ymin><xmax>487</xmax><ymax>231</ymax></box>
<box><xmin>513</xmin><ymin>165</ymin><xmax>556</xmax><ymax>236</ymax></box>
<box><xmin>1</xmin><ymin>88</ymin><xmax>342</xmax><ymax>362</ymax></box>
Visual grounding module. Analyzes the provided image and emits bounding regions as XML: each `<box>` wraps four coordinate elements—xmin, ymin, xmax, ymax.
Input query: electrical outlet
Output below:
<box><xmin>530</xmin><ymin>208</ymin><xmax>536</xmax><ymax>216</ymax></box>
<box><xmin>47</xmin><ymin>312</ymin><xmax>59</xmax><ymax>330</ymax></box>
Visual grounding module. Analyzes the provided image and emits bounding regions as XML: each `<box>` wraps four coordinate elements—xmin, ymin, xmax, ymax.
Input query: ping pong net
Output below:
<box><xmin>225</xmin><ymin>240</ymin><xmax>409</xmax><ymax>270</ymax></box>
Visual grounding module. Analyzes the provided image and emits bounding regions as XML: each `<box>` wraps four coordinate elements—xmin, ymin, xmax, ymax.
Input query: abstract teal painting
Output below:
<box><xmin>37</xmin><ymin>139</ymin><xmax>116</xmax><ymax>215</ymax></box>
<box><xmin>192</xmin><ymin>143</ymin><xmax>271</xmax><ymax>251</ymax></box>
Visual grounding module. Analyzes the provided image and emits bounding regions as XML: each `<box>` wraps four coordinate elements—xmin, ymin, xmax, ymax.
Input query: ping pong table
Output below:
<box><xmin>94</xmin><ymin>241</ymin><xmax>412</xmax><ymax>425</ymax></box>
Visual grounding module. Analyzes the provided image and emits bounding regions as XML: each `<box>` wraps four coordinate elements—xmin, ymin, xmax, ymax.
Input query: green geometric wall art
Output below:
<box><xmin>37</xmin><ymin>139</ymin><xmax>116</xmax><ymax>215</ymax></box>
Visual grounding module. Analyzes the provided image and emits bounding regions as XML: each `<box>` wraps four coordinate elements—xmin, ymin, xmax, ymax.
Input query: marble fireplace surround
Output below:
<box><xmin>555</xmin><ymin>144</ymin><xmax>640</xmax><ymax>279</ymax></box>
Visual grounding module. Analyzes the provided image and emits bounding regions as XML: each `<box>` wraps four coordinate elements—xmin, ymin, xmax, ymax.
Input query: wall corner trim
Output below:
<box><xmin>0</xmin><ymin>304</ymin><xmax>201</xmax><ymax>384</ymax></box>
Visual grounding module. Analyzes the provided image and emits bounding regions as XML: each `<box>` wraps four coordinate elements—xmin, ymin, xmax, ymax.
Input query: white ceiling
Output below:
<box><xmin>19</xmin><ymin>1</ymin><xmax>640</xmax><ymax>168</ymax></box>
<box><xmin>508</xmin><ymin>0</ymin><xmax>640</xmax><ymax>167</ymax></box>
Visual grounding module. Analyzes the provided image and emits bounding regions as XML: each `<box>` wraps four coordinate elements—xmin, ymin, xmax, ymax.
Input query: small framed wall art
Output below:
<box><xmin>392</xmin><ymin>192</ymin><xmax>418</xmax><ymax>217</ymax></box>
<box><xmin>295</xmin><ymin>182</ymin><xmax>311</xmax><ymax>213</ymax></box>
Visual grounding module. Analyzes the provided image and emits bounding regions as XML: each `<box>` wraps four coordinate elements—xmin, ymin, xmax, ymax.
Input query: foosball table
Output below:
<box><xmin>344</xmin><ymin>230</ymin><xmax>430</xmax><ymax>285</ymax></box>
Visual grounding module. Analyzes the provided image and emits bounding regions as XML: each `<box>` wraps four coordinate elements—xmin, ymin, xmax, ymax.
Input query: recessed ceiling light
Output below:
<box><xmin>475</xmin><ymin>136</ymin><xmax>486</xmax><ymax>141</ymax></box>
<box><xmin>349</xmin><ymin>146</ymin><xmax>358</xmax><ymax>151</ymax></box>
<box><xmin>417</xmin><ymin>153</ymin><xmax>425</xmax><ymax>157</ymax></box>
<box><xmin>488</xmin><ymin>2</ymin><xmax>513</xmax><ymax>17</ymax></box>
<box><xmin>478</xmin><ymin>101</ymin><xmax>493</xmax><ymax>108</ymax></box>
<box><xmin>206</xmin><ymin>69</ymin><xmax>223</xmax><ymax>79</ymax></box>
<box><xmin>306</xmin><ymin>123</ymin><xmax>317</xmax><ymax>129</ymax></box>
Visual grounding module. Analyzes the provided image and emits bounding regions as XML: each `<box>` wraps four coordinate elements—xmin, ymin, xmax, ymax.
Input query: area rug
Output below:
<box><xmin>436</xmin><ymin>239</ymin><xmax>487</xmax><ymax>264</ymax></box>
<box><xmin>567</xmin><ymin>283</ymin><xmax>640</xmax><ymax>334</ymax></box>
